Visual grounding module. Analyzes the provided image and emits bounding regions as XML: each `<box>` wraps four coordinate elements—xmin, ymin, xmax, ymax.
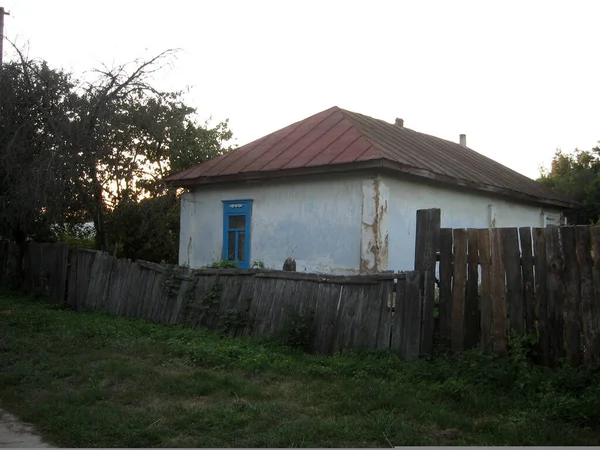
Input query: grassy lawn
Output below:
<box><xmin>0</xmin><ymin>291</ymin><xmax>599</xmax><ymax>447</ymax></box>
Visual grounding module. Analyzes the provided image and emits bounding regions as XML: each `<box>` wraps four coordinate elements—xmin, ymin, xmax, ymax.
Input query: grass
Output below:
<box><xmin>1</xmin><ymin>292</ymin><xmax>600</xmax><ymax>447</ymax></box>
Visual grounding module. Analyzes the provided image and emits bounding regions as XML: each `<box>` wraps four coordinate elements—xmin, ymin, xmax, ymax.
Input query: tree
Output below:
<box><xmin>69</xmin><ymin>50</ymin><xmax>233</xmax><ymax>250</ymax></box>
<box><xmin>538</xmin><ymin>146</ymin><xmax>600</xmax><ymax>225</ymax></box>
<box><xmin>1</xmin><ymin>44</ymin><xmax>234</xmax><ymax>265</ymax></box>
<box><xmin>0</xmin><ymin>53</ymin><xmax>84</xmax><ymax>253</ymax></box>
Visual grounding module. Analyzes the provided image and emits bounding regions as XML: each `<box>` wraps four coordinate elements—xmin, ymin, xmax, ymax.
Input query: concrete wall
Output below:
<box><xmin>382</xmin><ymin>175</ymin><xmax>564</xmax><ymax>271</ymax></box>
<box><xmin>179</xmin><ymin>175</ymin><xmax>365</xmax><ymax>274</ymax></box>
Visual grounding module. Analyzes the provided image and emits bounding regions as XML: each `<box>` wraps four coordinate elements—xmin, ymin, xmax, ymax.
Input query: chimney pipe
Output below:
<box><xmin>459</xmin><ymin>134</ymin><xmax>466</xmax><ymax>147</ymax></box>
<box><xmin>395</xmin><ymin>118</ymin><xmax>404</xmax><ymax>127</ymax></box>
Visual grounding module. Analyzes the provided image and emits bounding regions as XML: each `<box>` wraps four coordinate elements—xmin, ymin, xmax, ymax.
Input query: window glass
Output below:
<box><xmin>227</xmin><ymin>231</ymin><xmax>236</xmax><ymax>260</ymax></box>
<box><xmin>229</xmin><ymin>215</ymin><xmax>246</xmax><ymax>229</ymax></box>
<box><xmin>238</xmin><ymin>232</ymin><xmax>245</xmax><ymax>262</ymax></box>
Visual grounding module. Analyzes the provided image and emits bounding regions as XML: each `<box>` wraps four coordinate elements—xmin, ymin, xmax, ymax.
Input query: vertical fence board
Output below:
<box><xmin>576</xmin><ymin>226</ymin><xmax>597</xmax><ymax>364</ymax></box>
<box><xmin>390</xmin><ymin>278</ymin><xmax>407</xmax><ymax>357</ymax></box>
<box><xmin>546</xmin><ymin>226</ymin><xmax>565</xmax><ymax>367</ymax></box>
<box><xmin>533</xmin><ymin>228</ymin><xmax>550</xmax><ymax>365</ymax></box>
<box><xmin>589</xmin><ymin>227</ymin><xmax>600</xmax><ymax>363</ymax></box>
<box><xmin>465</xmin><ymin>229</ymin><xmax>480</xmax><ymax>349</ymax></box>
<box><xmin>312</xmin><ymin>283</ymin><xmax>341</xmax><ymax>354</ymax></box>
<box><xmin>451</xmin><ymin>229</ymin><xmax>467</xmax><ymax>352</ymax></box>
<box><xmin>478</xmin><ymin>229</ymin><xmax>493</xmax><ymax>351</ymax></box>
<box><xmin>403</xmin><ymin>271</ymin><xmax>422</xmax><ymax>361</ymax></box>
<box><xmin>439</xmin><ymin>228</ymin><xmax>453</xmax><ymax>348</ymax></box>
<box><xmin>502</xmin><ymin>228</ymin><xmax>524</xmax><ymax>336</ymax></box>
<box><xmin>414</xmin><ymin>208</ymin><xmax>441</xmax><ymax>356</ymax></box>
<box><xmin>67</xmin><ymin>250</ymin><xmax>78</xmax><ymax>308</ymax></box>
<box><xmin>374</xmin><ymin>280</ymin><xmax>394</xmax><ymax>350</ymax></box>
<box><xmin>491</xmin><ymin>228</ymin><xmax>507</xmax><ymax>357</ymax></box>
<box><xmin>519</xmin><ymin>227</ymin><xmax>536</xmax><ymax>335</ymax></box>
<box><xmin>562</xmin><ymin>227</ymin><xmax>582</xmax><ymax>367</ymax></box>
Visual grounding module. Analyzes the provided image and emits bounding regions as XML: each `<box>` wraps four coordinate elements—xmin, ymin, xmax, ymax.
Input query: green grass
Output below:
<box><xmin>1</xmin><ymin>291</ymin><xmax>600</xmax><ymax>447</ymax></box>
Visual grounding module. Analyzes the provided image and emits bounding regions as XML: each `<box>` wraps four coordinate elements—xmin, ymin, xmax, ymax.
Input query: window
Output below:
<box><xmin>222</xmin><ymin>200</ymin><xmax>252</xmax><ymax>268</ymax></box>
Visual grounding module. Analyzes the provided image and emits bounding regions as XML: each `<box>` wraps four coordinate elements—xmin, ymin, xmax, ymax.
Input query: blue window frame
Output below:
<box><xmin>222</xmin><ymin>200</ymin><xmax>252</xmax><ymax>269</ymax></box>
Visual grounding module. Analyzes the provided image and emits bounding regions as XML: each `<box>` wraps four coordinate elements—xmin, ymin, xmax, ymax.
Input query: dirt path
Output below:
<box><xmin>0</xmin><ymin>409</ymin><xmax>54</xmax><ymax>448</ymax></box>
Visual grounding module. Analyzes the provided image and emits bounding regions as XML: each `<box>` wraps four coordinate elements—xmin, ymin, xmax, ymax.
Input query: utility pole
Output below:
<box><xmin>0</xmin><ymin>7</ymin><xmax>9</xmax><ymax>69</ymax></box>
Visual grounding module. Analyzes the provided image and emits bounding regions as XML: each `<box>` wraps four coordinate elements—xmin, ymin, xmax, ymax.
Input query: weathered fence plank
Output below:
<box><xmin>575</xmin><ymin>226</ymin><xmax>597</xmax><ymax>364</ymax></box>
<box><xmin>491</xmin><ymin>228</ymin><xmax>507</xmax><ymax>357</ymax></box>
<box><xmin>519</xmin><ymin>227</ymin><xmax>536</xmax><ymax>336</ymax></box>
<box><xmin>390</xmin><ymin>278</ymin><xmax>404</xmax><ymax>355</ymax></box>
<box><xmin>502</xmin><ymin>228</ymin><xmax>524</xmax><ymax>336</ymax></box>
<box><xmin>403</xmin><ymin>271</ymin><xmax>422</xmax><ymax>361</ymax></box>
<box><xmin>533</xmin><ymin>228</ymin><xmax>550</xmax><ymax>365</ymax></box>
<box><xmin>375</xmin><ymin>280</ymin><xmax>394</xmax><ymax>349</ymax></box>
<box><xmin>545</xmin><ymin>226</ymin><xmax>565</xmax><ymax>367</ymax></box>
<box><xmin>438</xmin><ymin>228</ymin><xmax>453</xmax><ymax>348</ymax></box>
<box><xmin>562</xmin><ymin>226</ymin><xmax>582</xmax><ymax>367</ymax></box>
<box><xmin>465</xmin><ymin>228</ymin><xmax>480</xmax><ymax>349</ymax></box>
<box><xmin>313</xmin><ymin>283</ymin><xmax>343</xmax><ymax>354</ymax></box>
<box><xmin>414</xmin><ymin>208</ymin><xmax>441</xmax><ymax>356</ymax></box>
<box><xmin>451</xmin><ymin>229</ymin><xmax>467</xmax><ymax>352</ymax></box>
<box><xmin>589</xmin><ymin>227</ymin><xmax>600</xmax><ymax>362</ymax></box>
<box><xmin>67</xmin><ymin>250</ymin><xmax>78</xmax><ymax>308</ymax></box>
<box><xmin>478</xmin><ymin>228</ymin><xmax>493</xmax><ymax>351</ymax></box>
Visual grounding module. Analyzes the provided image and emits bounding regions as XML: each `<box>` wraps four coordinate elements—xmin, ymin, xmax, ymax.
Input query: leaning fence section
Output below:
<box><xmin>7</xmin><ymin>245</ymin><xmax>422</xmax><ymax>358</ymax></box>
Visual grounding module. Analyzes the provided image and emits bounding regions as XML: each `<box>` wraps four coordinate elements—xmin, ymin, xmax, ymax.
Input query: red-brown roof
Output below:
<box><xmin>166</xmin><ymin>106</ymin><xmax>576</xmax><ymax>208</ymax></box>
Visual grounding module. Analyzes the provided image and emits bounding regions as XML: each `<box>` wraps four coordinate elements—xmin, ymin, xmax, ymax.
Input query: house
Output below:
<box><xmin>165</xmin><ymin>106</ymin><xmax>576</xmax><ymax>274</ymax></box>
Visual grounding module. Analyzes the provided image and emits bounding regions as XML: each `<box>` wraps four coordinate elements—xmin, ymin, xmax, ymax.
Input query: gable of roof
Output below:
<box><xmin>165</xmin><ymin>106</ymin><xmax>577</xmax><ymax>209</ymax></box>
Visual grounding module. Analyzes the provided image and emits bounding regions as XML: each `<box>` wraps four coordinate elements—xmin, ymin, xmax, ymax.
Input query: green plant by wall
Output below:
<box><xmin>206</xmin><ymin>260</ymin><xmax>239</xmax><ymax>269</ymax></box>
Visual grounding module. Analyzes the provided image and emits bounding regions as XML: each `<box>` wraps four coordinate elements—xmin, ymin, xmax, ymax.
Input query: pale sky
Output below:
<box><xmin>4</xmin><ymin>0</ymin><xmax>599</xmax><ymax>179</ymax></box>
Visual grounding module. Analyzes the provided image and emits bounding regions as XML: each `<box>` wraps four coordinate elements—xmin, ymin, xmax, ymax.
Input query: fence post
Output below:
<box><xmin>414</xmin><ymin>208</ymin><xmax>441</xmax><ymax>356</ymax></box>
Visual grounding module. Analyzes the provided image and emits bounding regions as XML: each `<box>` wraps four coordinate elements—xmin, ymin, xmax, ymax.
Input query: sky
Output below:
<box><xmin>3</xmin><ymin>0</ymin><xmax>599</xmax><ymax>179</ymax></box>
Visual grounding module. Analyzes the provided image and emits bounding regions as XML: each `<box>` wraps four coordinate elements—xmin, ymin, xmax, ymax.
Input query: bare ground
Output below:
<box><xmin>0</xmin><ymin>409</ymin><xmax>53</xmax><ymax>448</ymax></box>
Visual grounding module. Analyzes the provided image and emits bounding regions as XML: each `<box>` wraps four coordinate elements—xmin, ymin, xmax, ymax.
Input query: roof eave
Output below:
<box><xmin>379</xmin><ymin>160</ymin><xmax>579</xmax><ymax>210</ymax></box>
<box><xmin>166</xmin><ymin>160</ymin><xmax>386</xmax><ymax>188</ymax></box>
<box><xmin>166</xmin><ymin>159</ymin><xmax>578</xmax><ymax>210</ymax></box>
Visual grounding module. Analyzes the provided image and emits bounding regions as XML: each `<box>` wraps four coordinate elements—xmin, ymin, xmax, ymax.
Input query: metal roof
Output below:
<box><xmin>166</xmin><ymin>106</ymin><xmax>576</xmax><ymax>208</ymax></box>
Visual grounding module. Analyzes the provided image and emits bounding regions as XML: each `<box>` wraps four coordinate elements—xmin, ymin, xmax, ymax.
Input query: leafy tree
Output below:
<box><xmin>1</xmin><ymin>43</ymin><xmax>234</xmax><ymax>264</ymax></box>
<box><xmin>69</xmin><ymin>51</ymin><xmax>233</xmax><ymax>251</ymax></box>
<box><xmin>538</xmin><ymin>146</ymin><xmax>600</xmax><ymax>225</ymax></box>
<box><xmin>106</xmin><ymin>195</ymin><xmax>180</xmax><ymax>263</ymax></box>
<box><xmin>0</xmin><ymin>52</ymin><xmax>84</xmax><ymax>254</ymax></box>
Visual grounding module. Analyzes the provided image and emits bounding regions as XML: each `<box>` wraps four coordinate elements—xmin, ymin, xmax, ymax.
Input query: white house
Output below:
<box><xmin>165</xmin><ymin>106</ymin><xmax>576</xmax><ymax>274</ymax></box>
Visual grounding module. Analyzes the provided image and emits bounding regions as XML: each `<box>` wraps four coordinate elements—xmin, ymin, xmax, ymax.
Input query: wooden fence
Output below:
<box><xmin>5</xmin><ymin>208</ymin><xmax>600</xmax><ymax>367</ymax></box>
<box><xmin>430</xmin><ymin>223</ymin><xmax>600</xmax><ymax>367</ymax></box>
<box><xmin>0</xmin><ymin>243</ymin><xmax>424</xmax><ymax>360</ymax></box>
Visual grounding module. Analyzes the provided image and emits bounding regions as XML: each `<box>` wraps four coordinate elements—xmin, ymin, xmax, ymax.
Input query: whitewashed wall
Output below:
<box><xmin>179</xmin><ymin>175</ymin><xmax>364</xmax><ymax>274</ymax></box>
<box><xmin>382</xmin><ymin>175</ymin><xmax>563</xmax><ymax>271</ymax></box>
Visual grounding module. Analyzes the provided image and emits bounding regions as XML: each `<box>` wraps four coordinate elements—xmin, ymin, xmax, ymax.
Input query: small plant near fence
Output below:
<box><xmin>162</xmin><ymin>265</ymin><xmax>181</xmax><ymax>298</ymax></box>
<box><xmin>207</xmin><ymin>260</ymin><xmax>239</xmax><ymax>269</ymax></box>
<box><xmin>217</xmin><ymin>298</ymin><xmax>255</xmax><ymax>336</ymax></box>
<box><xmin>276</xmin><ymin>308</ymin><xmax>316</xmax><ymax>351</ymax></box>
